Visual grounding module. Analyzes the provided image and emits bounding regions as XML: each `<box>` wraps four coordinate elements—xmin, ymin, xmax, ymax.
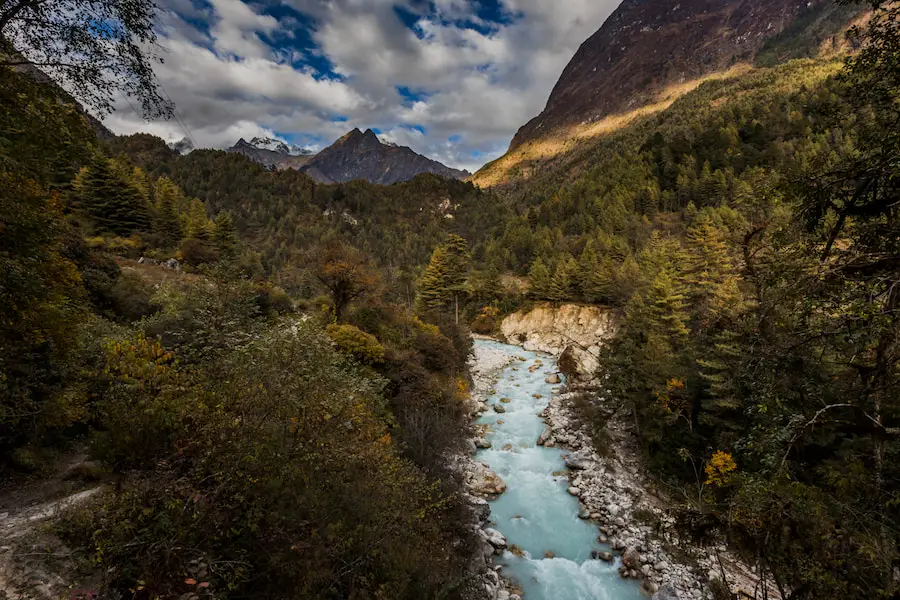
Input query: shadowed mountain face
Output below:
<box><xmin>509</xmin><ymin>0</ymin><xmax>839</xmax><ymax>150</ymax></box>
<box><xmin>299</xmin><ymin>128</ymin><xmax>469</xmax><ymax>185</ymax></box>
<box><xmin>227</xmin><ymin>129</ymin><xmax>469</xmax><ymax>185</ymax></box>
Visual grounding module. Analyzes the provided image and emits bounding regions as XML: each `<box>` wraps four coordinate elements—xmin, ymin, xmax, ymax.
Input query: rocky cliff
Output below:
<box><xmin>500</xmin><ymin>304</ymin><xmax>618</xmax><ymax>380</ymax></box>
<box><xmin>510</xmin><ymin>0</ymin><xmax>853</xmax><ymax>150</ymax></box>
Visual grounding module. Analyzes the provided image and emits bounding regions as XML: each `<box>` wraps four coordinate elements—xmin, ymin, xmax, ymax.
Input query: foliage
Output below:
<box><xmin>0</xmin><ymin>0</ymin><xmax>170</xmax><ymax>117</ymax></box>
<box><xmin>67</xmin><ymin>321</ymin><xmax>473</xmax><ymax>599</ymax></box>
<box><xmin>0</xmin><ymin>173</ymin><xmax>86</xmax><ymax>451</ymax></box>
<box><xmin>326</xmin><ymin>323</ymin><xmax>386</xmax><ymax>365</ymax></box>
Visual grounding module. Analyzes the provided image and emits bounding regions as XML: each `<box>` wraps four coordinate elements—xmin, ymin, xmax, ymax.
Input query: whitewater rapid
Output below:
<box><xmin>474</xmin><ymin>339</ymin><xmax>643</xmax><ymax>600</ymax></box>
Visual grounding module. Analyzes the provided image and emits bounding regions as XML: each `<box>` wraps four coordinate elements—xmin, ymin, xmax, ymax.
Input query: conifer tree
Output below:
<box><xmin>153</xmin><ymin>177</ymin><xmax>183</xmax><ymax>247</ymax></box>
<box><xmin>214</xmin><ymin>211</ymin><xmax>239</xmax><ymax>260</ymax></box>
<box><xmin>527</xmin><ymin>257</ymin><xmax>552</xmax><ymax>300</ymax></box>
<box><xmin>76</xmin><ymin>156</ymin><xmax>151</xmax><ymax>236</ymax></box>
<box><xmin>417</xmin><ymin>246</ymin><xmax>449</xmax><ymax>313</ymax></box>
<box><xmin>416</xmin><ymin>234</ymin><xmax>471</xmax><ymax>322</ymax></box>
<box><xmin>548</xmin><ymin>255</ymin><xmax>578</xmax><ymax>302</ymax></box>
<box><xmin>184</xmin><ymin>198</ymin><xmax>215</xmax><ymax>241</ymax></box>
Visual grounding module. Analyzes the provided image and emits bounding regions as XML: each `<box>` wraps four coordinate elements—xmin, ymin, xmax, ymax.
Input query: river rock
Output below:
<box><xmin>537</xmin><ymin>427</ymin><xmax>552</xmax><ymax>446</ymax></box>
<box><xmin>493</xmin><ymin>404</ymin><xmax>506</xmax><ymax>413</ymax></box>
<box><xmin>565</xmin><ymin>451</ymin><xmax>593</xmax><ymax>470</ymax></box>
<box><xmin>545</xmin><ymin>373</ymin><xmax>561</xmax><ymax>384</ymax></box>
<box><xmin>593</xmin><ymin>550</ymin><xmax>614</xmax><ymax>562</ymax></box>
<box><xmin>623</xmin><ymin>547</ymin><xmax>642</xmax><ymax>569</ymax></box>
<box><xmin>468</xmin><ymin>462</ymin><xmax>507</xmax><ymax>496</ymax></box>
<box><xmin>654</xmin><ymin>560</ymin><xmax>669</xmax><ymax>571</ymax></box>
<box><xmin>497</xmin><ymin>591</ymin><xmax>510</xmax><ymax>600</ymax></box>
<box><xmin>483</xmin><ymin>528</ymin><xmax>507</xmax><ymax>550</ymax></box>
<box><xmin>475</xmin><ymin>437</ymin><xmax>492</xmax><ymax>449</ymax></box>
<box><xmin>652</xmin><ymin>583</ymin><xmax>679</xmax><ymax>600</ymax></box>
<box><xmin>467</xmin><ymin>495</ymin><xmax>491</xmax><ymax>522</ymax></box>
<box><xmin>578</xmin><ymin>505</ymin><xmax>590</xmax><ymax>519</ymax></box>
<box><xmin>567</xmin><ymin>487</ymin><xmax>581</xmax><ymax>496</ymax></box>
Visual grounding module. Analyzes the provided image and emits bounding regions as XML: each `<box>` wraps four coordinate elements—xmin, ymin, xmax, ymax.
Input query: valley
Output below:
<box><xmin>0</xmin><ymin>0</ymin><xmax>898</xmax><ymax>599</ymax></box>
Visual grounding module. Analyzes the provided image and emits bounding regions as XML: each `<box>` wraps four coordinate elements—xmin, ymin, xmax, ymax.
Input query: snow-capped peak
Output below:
<box><xmin>248</xmin><ymin>136</ymin><xmax>313</xmax><ymax>156</ymax></box>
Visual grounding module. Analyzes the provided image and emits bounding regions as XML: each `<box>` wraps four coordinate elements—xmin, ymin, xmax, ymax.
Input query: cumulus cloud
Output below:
<box><xmin>105</xmin><ymin>0</ymin><xmax>622</xmax><ymax>171</ymax></box>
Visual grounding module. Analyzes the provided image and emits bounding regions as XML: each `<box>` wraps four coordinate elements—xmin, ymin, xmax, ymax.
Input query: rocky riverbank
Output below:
<box><xmin>461</xmin><ymin>338</ymin><xmax>520</xmax><ymax>600</ymax></box>
<box><xmin>539</xmin><ymin>382</ymin><xmax>776</xmax><ymax>600</ymax></box>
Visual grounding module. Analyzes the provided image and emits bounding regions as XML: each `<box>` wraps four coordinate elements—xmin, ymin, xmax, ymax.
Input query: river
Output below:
<box><xmin>474</xmin><ymin>339</ymin><xmax>644</xmax><ymax>600</ymax></box>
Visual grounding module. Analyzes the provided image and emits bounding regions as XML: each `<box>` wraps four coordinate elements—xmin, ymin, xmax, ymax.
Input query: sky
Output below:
<box><xmin>103</xmin><ymin>0</ymin><xmax>622</xmax><ymax>172</ymax></box>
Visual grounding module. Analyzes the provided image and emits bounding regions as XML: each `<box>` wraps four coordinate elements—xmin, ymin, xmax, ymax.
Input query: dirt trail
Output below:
<box><xmin>0</xmin><ymin>453</ymin><xmax>106</xmax><ymax>599</ymax></box>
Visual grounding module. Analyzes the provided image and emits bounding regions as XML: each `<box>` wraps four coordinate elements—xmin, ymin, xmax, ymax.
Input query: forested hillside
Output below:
<box><xmin>470</xmin><ymin>1</ymin><xmax>899</xmax><ymax>596</ymax></box>
<box><xmin>0</xmin><ymin>52</ymin><xmax>489</xmax><ymax>600</ymax></box>
<box><xmin>0</xmin><ymin>0</ymin><xmax>898</xmax><ymax>598</ymax></box>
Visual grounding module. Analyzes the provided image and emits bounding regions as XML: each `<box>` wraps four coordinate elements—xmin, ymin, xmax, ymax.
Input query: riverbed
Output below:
<box><xmin>474</xmin><ymin>339</ymin><xmax>644</xmax><ymax>600</ymax></box>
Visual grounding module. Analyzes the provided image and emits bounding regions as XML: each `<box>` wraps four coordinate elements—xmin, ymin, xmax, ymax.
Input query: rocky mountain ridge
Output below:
<box><xmin>227</xmin><ymin>128</ymin><xmax>469</xmax><ymax>185</ymax></box>
<box><xmin>509</xmin><ymin>0</ymin><xmax>857</xmax><ymax>150</ymax></box>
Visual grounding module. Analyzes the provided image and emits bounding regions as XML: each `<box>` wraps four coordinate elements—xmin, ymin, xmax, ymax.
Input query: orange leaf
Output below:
<box><xmin>198</xmin><ymin>582</ymin><xmax>210</xmax><ymax>588</ymax></box>
<box><xmin>184</xmin><ymin>578</ymin><xmax>197</xmax><ymax>585</ymax></box>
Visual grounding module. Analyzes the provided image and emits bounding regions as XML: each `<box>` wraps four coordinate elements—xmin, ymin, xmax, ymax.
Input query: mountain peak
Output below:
<box><xmin>510</xmin><ymin>0</ymin><xmax>843</xmax><ymax>149</ymax></box>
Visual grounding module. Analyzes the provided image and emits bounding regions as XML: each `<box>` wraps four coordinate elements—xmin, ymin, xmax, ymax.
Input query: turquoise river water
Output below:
<box><xmin>474</xmin><ymin>339</ymin><xmax>644</xmax><ymax>600</ymax></box>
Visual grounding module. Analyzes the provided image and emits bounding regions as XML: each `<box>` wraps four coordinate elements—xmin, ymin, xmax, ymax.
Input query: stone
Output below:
<box><xmin>497</xmin><ymin>591</ymin><xmax>510</xmax><ymax>600</ymax></box>
<box><xmin>469</xmin><ymin>462</ymin><xmax>507</xmax><ymax>496</ymax></box>
<box><xmin>483</xmin><ymin>528</ymin><xmax>507</xmax><ymax>550</ymax></box>
<box><xmin>623</xmin><ymin>548</ymin><xmax>642</xmax><ymax>569</ymax></box>
<box><xmin>641</xmin><ymin>564</ymin><xmax>652</xmax><ymax>576</ymax></box>
<box><xmin>493</xmin><ymin>404</ymin><xmax>506</xmax><ymax>413</ymax></box>
<box><xmin>578</xmin><ymin>505</ymin><xmax>590</xmax><ymax>519</ymax></box>
<box><xmin>642</xmin><ymin>581</ymin><xmax>660</xmax><ymax>595</ymax></box>
<box><xmin>654</xmin><ymin>561</ymin><xmax>669</xmax><ymax>571</ymax></box>
<box><xmin>597</xmin><ymin>534</ymin><xmax>608</xmax><ymax>544</ymax></box>
<box><xmin>467</xmin><ymin>495</ymin><xmax>491</xmax><ymax>522</ymax></box>
<box><xmin>652</xmin><ymin>583</ymin><xmax>679</xmax><ymax>600</ymax></box>
<box><xmin>567</xmin><ymin>487</ymin><xmax>581</xmax><ymax>496</ymax></box>
<box><xmin>475</xmin><ymin>438</ymin><xmax>492</xmax><ymax>449</ymax></box>
<box><xmin>593</xmin><ymin>550</ymin><xmax>614</xmax><ymax>562</ymax></box>
<box><xmin>537</xmin><ymin>427</ymin><xmax>552</xmax><ymax>446</ymax></box>
<box><xmin>564</xmin><ymin>451</ymin><xmax>593</xmax><ymax>470</ymax></box>
<box><xmin>545</xmin><ymin>373</ymin><xmax>561</xmax><ymax>384</ymax></box>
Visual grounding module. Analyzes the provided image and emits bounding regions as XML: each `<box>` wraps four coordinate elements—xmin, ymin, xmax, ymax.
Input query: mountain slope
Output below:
<box><xmin>509</xmin><ymin>0</ymin><xmax>858</xmax><ymax>151</ymax></box>
<box><xmin>298</xmin><ymin>128</ymin><xmax>469</xmax><ymax>185</ymax></box>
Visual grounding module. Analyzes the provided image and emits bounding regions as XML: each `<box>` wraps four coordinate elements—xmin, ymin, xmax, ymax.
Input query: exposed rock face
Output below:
<box><xmin>298</xmin><ymin>128</ymin><xmax>469</xmax><ymax>185</ymax></box>
<box><xmin>500</xmin><ymin>304</ymin><xmax>617</xmax><ymax>380</ymax></box>
<box><xmin>510</xmin><ymin>0</ymin><xmax>838</xmax><ymax>149</ymax></box>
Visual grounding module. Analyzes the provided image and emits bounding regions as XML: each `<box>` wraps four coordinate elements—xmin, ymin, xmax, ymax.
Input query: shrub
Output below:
<box><xmin>64</xmin><ymin>324</ymin><xmax>465</xmax><ymax>600</ymax></box>
<box><xmin>326</xmin><ymin>323</ymin><xmax>385</xmax><ymax>364</ymax></box>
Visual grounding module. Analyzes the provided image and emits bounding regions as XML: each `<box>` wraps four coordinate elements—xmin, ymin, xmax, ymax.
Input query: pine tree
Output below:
<box><xmin>153</xmin><ymin>177</ymin><xmax>183</xmax><ymax>247</ymax></box>
<box><xmin>548</xmin><ymin>255</ymin><xmax>577</xmax><ymax>302</ymax></box>
<box><xmin>214</xmin><ymin>211</ymin><xmax>239</xmax><ymax>260</ymax></box>
<box><xmin>184</xmin><ymin>198</ymin><xmax>215</xmax><ymax>241</ymax></box>
<box><xmin>527</xmin><ymin>257</ymin><xmax>552</xmax><ymax>300</ymax></box>
<box><xmin>76</xmin><ymin>157</ymin><xmax>151</xmax><ymax>236</ymax></box>
<box><xmin>417</xmin><ymin>246</ymin><xmax>449</xmax><ymax>313</ymax></box>
<box><xmin>416</xmin><ymin>234</ymin><xmax>471</xmax><ymax>322</ymax></box>
<box><xmin>442</xmin><ymin>234</ymin><xmax>472</xmax><ymax>323</ymax></box>
<box><xmin>647</xmin><ymin>271</ymin><xmax>690</xmax><ymax>345</ymax></box>
<box><xmin>684</xmin><ymin>216</ymin><xmax>734</xmax><ymax>311</ymax></box>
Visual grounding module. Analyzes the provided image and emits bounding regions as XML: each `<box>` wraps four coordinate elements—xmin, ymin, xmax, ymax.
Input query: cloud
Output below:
<box><xmin>105</xmin><ymin>0</ymin><xmax>622</xmax><ymax>172</ymax></box>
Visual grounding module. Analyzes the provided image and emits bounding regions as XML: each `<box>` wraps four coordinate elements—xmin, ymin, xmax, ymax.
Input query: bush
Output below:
<box><xmin>326</xmin><ymin>323</ymin><xmax>385</xmax><ymax>364</ymax></box>
<box><xmin>65</xmin><ymin>323</ymin><xmax>466</xmax><ymax>600</ymax></box>
<box><xmin>179</xmin><ymin>237</ymin><xmax>219</xmax><ymax>266</ymax></box>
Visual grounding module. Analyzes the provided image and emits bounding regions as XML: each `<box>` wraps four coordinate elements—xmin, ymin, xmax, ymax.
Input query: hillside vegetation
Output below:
<box><xmin>0</xmin><ymin>0</ymin><xmax>898</xmax><ymax>598</ymax></box>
